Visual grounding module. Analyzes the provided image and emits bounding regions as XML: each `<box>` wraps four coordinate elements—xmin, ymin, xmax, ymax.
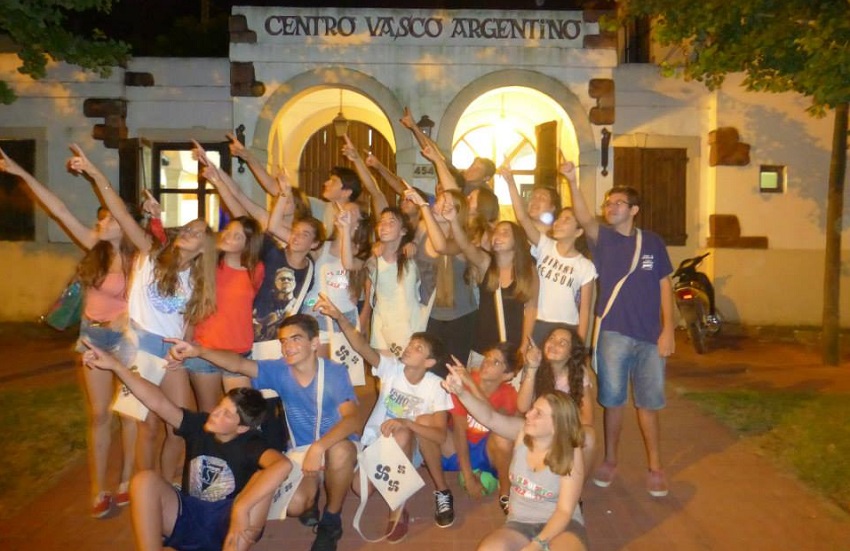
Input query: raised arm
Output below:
<box><xmin>443</xmin><ymin>362</ymin><xmax>524</xmax><ymax>440</ymax></box>
<box><xmin>0</xmin><ymin>147</ymin><xmax>96</xmax><ymax>248</ymax></box>
<box><xmin>192</xmin><ymin>140</ymin><xmax>248</xmax><ymax>218</ymax></box>
<box><xmin>403</xmin><ymin>186</ymin><xmax>449</xmax><ymax>254</ymax></box>
<box><xmin>446</xmin><ymin>205</ymin><xmax>490</xmax><ymax>278</ymax></box>
<box><xmin>166</xmin><ymin>338</ymin><xmax>260</xmax><ymax>378</ymax></box>
<box><xmin>364</xmin><ymin>152</ymin><xmax>406</xmax><ymax>197</ymax></box>
<box><xmin>228</xmin><ymin>132</ymin><xmax>279</xmax><ymax>196</ymax></box>
<box><xmin>67</xmin><ymin>144</ymin><xmax>152</xmax><ymax>253</ymax></box>
<box><xmin>313</xmin><ymin>293</ymin><xmax>380</xmax><ymax>367</ymax></box>
<box><xmin>501</xmin><ymin>165</ymin><xmax>542</xmax><ymax>245</ymax></box>
<box><xmin>341</xmin><ymin>135</ymin><xmax>389</xmax><ymax>214</ymax></box>
<box><xmin>82</xmin><ymin>340</ymin><xmax>183</xmax><ymax>427</ymax></box>
<box><xmin>561</xmin><ymin>161</ymin><xmax>598</xmax><ymax>243</ymax></box>
<box><xmin>516</xmin><ymin>337</ymin><xmax>542</xmax><ymax>413</ymax></box>
<box><xmin>420</xmin><ymin>143</ymin><xmax>461</xmax><ymax>193</ymax></box>
<box><xmin>266</xmin><ymin>188</ymin><xmax>294</xmax><ymax>243</ymax></box>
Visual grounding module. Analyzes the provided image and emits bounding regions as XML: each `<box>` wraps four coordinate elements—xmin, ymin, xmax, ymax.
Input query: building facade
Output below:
<box><xmin>0</xmin><ymin>6</ymin><xmax>847</xmax><ymax>327</ymax></box>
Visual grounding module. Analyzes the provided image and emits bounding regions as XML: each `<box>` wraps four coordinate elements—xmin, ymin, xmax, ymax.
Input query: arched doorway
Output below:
<box><xmin>298</xmin><ymin>120</ymin><xmax>397</xmax><ymax>214</ymax></box>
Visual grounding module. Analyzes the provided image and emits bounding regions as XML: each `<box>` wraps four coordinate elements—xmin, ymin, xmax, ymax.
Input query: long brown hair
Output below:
<box><xmin>378</xmin><ymin>207</ymin><xmax>414</xmax><ymax>282</ymax></box>
<box><xmin>483</xmin><ymin>221</ymin><xmax>536</xmax><ymax>302</ymax></box>
<box><xmin>523</xmin><ymin>391</ymin><xmax>584</xmax><ymax>477</ymax></box>
<box><xmin>153</xmin><ymin>221</ymin><xmax>217</xmax><ymax>325</ymax></box>
<box><xmin>533</xmin><ymin>325</ymin><xmax>587</xmax><ymax>407</ymax></box>
<box><xmin>77</xmin><ymin>208</ymin><xmax>136</xmax><ymax>293</ymax></box>
<box><xmin>218</xmin><ymin>216</ymin><xmax>263</xmax><ymax>282</ymax></box>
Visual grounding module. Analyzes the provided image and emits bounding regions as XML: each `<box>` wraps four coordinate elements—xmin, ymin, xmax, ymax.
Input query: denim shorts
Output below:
<box><xmin>183</xmin><ymin>351</ymin><xmax>251</xmax><ymax>377</ymax></box>
<box><xmin>596</xmin><ymin>330</ymin><xmax>666</xmax><ymax>409</ymax></box>
<box><xmin>130</xmin><ymin>323</ymin><xmax>177</xmax><ymax>361</ymax></box>
<box><xmin>76</xmin><ymin>319</ymin><xmax>135</xmax><ymax>365</ymax></box>
<box><xmin>504</xmin><ymin>518</ymin><xmax>587</xmax><ymax>547</ymax></box>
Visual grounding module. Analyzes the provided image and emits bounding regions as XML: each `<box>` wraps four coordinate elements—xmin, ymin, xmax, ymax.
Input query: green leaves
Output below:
<box><xmin>618</xmin><ymin>0</ymin><xmax>850</xmax><ymax>111</ymax></box>
<box><xmin>0</xmin><ymin>0</ymin><xmax>131</xmax><ymax>104</ymax></box>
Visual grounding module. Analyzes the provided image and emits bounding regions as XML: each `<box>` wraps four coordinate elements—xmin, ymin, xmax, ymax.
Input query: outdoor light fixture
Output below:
<box><xmin>235</xmin><ymin>124</ymin><xmax>246</xmax><ymax>173</ymax></box>
<box><xmin>333</xmin><ymin>89</ymin><xmax>349</xmax><ymax>137</ymax></box>
<box><xmin>416</xmin><ymin>115</ymin><xmax>435</xmax><ymax>138</ymax></box>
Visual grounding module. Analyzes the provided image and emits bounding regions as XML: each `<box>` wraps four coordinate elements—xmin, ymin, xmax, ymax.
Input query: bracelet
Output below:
<box><xmin>532</xmin><ymin>536</ymin><xmax>550</xmax><ymax>551</ymax></box>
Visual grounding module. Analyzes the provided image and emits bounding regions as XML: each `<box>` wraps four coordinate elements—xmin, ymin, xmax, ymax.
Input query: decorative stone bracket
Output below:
<box><xmin>589</xmin><ymin>78</ymin><xmax>615</xmax><ymax>125</ymax></box>
<box><xmin>708</xmin><ymin>214</ymin><xmax>768</xmax><ymax>249</ymax></box>
<box><xmin>709</xmin><ymin>127</ymin><xmax>750</xmax><ymax>166</ymax></box>
<box><xmin>83</xmin><ymin>98</ymin><xmax>128</xmax><ymax>149</ymax></box>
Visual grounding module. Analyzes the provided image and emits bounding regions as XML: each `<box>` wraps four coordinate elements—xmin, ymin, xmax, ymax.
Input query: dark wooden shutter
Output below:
<box><xmin>0</xmin><ymin>139</ymin><xmax>36</xmax><ymax>241</ymax></box>
<box><xmin>299</xmin><ymin>121</ymin><xmax>397</xmax><ymax>215</ymax></box>
<box><xmin>535</xmin><ymin>121</ymin><xmax>558</xmax><ymax>188</ymax></box>
<box><xmin>614</xmin><ymin>147</ymin><xmax>687</xmax><ymax>246</ymax></box>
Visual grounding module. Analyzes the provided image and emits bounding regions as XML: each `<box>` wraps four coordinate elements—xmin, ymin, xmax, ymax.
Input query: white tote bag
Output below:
<box><xmin>112</xmin><ymin>350</ymin><xmax>167</xmax><ymax>421</ymax></box>
<box><xmin>352</xmin><ymin>435</ymin><xmax>425</xmax><ymax>541</ymax></box>
<box><xmin>266</xmin><ymin>455</ymin><xmax>304</xmax><ymax>520</ymax></box>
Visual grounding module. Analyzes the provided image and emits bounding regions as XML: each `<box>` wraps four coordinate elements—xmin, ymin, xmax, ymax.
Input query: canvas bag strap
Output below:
<box><xmin>495</xmin><ymin>286</ymin><xmax>506</xmax><ymax>343</ymax></box>
<box><xmin>284</xmin><ymin>358</ymin><xmax>325</xmax><ymax>446</ymax></box>
<box><xmin>286</xmin><ymin>257</ymin><xmax>314</xmax><ymax>318</ymax></box>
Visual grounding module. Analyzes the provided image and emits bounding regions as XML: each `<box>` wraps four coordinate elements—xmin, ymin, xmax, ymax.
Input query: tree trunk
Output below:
<box><xmin>822</xmin><ymin>102</ymin><xmax>848</xmax><ymax>366</ymax></box>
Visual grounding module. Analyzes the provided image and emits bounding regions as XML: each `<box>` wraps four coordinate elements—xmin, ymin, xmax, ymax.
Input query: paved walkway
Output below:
<box><xmin>0</xmin><ymin>325</ymin><xmax>848</xmax><ymax>550</ymax></box>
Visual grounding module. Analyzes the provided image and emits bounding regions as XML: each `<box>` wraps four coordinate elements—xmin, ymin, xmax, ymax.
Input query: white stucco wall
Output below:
<box><xmin>0</xmin><ymin>55</ymin><xmax>231</xmax><ymax>319</ymax></box>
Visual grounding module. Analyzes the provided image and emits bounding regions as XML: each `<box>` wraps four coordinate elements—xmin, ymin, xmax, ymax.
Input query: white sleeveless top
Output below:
<box><xmin>128</xmin><ymin>254</ymin><xmax>192</xmax><ymax>338</ymax></box>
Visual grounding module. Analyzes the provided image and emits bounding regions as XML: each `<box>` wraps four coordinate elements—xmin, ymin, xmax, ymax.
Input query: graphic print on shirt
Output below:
<box><xmin>324</xmin><ymin>268</ymin><xmax>349</xmax><ymax>291</ymax></box>
<box><xmin>538</xmin><ymin>254</ymin><xmax>576</xmax><ymax>288</ymax></box>
<box><xmin>188</xmin><ymin>455</ymin><xmax>236</xmax><ymax>502</ymax></box>
<box><xmin>510</xmin><ymin>471</ymin><xmax>556</xmax><ymax>501</ymax></box>
<box><xmin>385</xmin><ymin>387</ymin><xmax>425</xmax><ymax>420</ymax></box>
<box><xmin>467</xmin><ymin>414</ymin><xmax>490</xmax><ymax>435</ymax></box>
<box><xmin>640</xmin><ymin>254</ymin><xmax>655</xmax><ymax>271</ymax></box>
<box><xmin>145</xmin><ymin>283</ymin><xmax>188</xmax><ymax>314</ymax></box>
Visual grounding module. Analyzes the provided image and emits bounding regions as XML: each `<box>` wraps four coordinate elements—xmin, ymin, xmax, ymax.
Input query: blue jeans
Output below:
<box><xmin>596</xmin><ymin>330</ymin><xmax>666</xmax><ymax>409</ymax></box>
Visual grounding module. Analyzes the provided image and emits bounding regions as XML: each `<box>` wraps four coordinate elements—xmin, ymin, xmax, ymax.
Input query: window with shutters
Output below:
<box><xmin>0</xmin><ymin>139</ymin><xmax>36</xmax><ymax>241</ymax></box>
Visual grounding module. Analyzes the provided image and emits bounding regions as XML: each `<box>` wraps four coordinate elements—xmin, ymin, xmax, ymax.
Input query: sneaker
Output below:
<box><xmin>647</xmin><ymin>469</ymin><xmax>669</xmax><ymax>497</ymax></box>
<box><xmin>115</xmin><ymin>482</ymin><xmax>130</xmax><ymax>507</ymax></box>
<box><xmin>498</xmin><ymin>495</ymin><xmax>510</xmax><ymax>516</ymax></box>
<box><xmin>385</xmin><ymin>508</ymin><xmax>410</xmax><ymax>544</ymax></box>
<box><xmin>91</xmin><ymin>492</ymin><xmax>113</xmax><ymax>519</ymax></box>
<box><xmin>434</xmin><ymin>489</ymin><xmax>455</xmax><ymax>528</ymax></box>
<box><xmin>300</xmin><ymin>501</ymin><xmax>321</xmax><ymax>528</ymax></box>
<box><xmin>592</xmin><ymin>462</ymin><xmax>617</xmax><ymax>488</ymax></box>
<box><xmin>300</xmin><ymin>488</ymin><xmax>321</xmax><ymax>527</ymax></box>
<box><xmin>310</xmin><ymin>520</ymin><xmax>343</xmax><ymax>551</ymax></box>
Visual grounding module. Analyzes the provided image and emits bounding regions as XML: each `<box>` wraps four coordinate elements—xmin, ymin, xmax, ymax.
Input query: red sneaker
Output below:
<box><xmin>92</xmin><ymin>492</ymin><xmax>113</xmax><ymax>519</ymax></box>
<box><xmin>386</xmin><ymin>509</ymin><xmax>409</xmax><ymax>544</ymax></box>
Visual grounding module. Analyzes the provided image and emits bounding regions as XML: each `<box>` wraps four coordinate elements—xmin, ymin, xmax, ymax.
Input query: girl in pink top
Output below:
<box><xmin>0</xmin><ymin>146</ymin><xmax>140</xmax><ymax>518</ymax></box>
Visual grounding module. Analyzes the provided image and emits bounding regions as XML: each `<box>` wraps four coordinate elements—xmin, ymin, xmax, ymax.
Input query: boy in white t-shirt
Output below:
<box><xmin>314</xmin><ymin>293</ymin><xmax>454</xmax><ymax>543</ymax></box>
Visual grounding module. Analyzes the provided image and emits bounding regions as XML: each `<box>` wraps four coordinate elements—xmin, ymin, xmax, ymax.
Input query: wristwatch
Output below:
<box><xmin>533</xmin><ymin>536</ymin><xmax>550</xmax><ymax>551</ymax></box>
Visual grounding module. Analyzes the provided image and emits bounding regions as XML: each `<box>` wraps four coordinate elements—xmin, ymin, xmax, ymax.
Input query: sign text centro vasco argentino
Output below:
<box><xmin>264</xmin><ymin>15</ymin><xmax>583</xmax><ymax>41</ymax></box>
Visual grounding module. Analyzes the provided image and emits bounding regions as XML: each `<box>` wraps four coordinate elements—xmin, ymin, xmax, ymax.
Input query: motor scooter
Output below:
<box><xmin>672</xmin><ymin>252</ymin><xmax>721</xmax><ymax>354</ymax></box>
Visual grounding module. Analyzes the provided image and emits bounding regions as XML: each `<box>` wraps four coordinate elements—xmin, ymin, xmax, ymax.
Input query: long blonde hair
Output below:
<box><xmin>153</xmin><ymin>222</ymin><xmax>217</xmax><ymax>325</ymax></box>
<box><xmin>523</xmin><ymin>391</ymin><xmax>584</xmax><ymax>477</ymax></box>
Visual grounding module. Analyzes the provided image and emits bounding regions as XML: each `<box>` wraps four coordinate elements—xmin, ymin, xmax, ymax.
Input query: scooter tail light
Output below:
<box><xmin>676</xmin><ymin>289</ymin><xmax>695</xmax><ymax>301</ymax></box>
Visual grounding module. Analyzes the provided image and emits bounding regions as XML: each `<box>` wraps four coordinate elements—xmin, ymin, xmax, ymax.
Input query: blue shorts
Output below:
<box><xmin>131</xmin><ymin>324</ymin><xmax>177</xmax><ymax>360</ymax></box>
<box><xmin>163</xmin><ymin>491</ymin><xmax>233</xmax><ymax>551</ymax></box>
<box><xmin>441</xmin><ymin>435</ymin><xmax>494</xmax><ymax>474</ymax></box>
<box><xmin>596</xmin><ymin>330</ymin><xmax>666</xmax><ymax>409</ymax></box>
<box><xmin>183</xmin><ymin>351</ymin><xmax>250</xmax><ymax>377</ymax></box>
<box><xmin>76</xmin><ymin>319</ymin><xmax>135</xmax><ymax>365</ymax></box>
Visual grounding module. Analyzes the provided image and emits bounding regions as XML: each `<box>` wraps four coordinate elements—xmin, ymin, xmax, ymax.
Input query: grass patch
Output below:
<box><xmin>685</xmin><ymin>390</ymin><xmax>850</xmax><ymax>513</ymax></box>
<box><xmin>0</xmin><ymin>383</ymin><xmax>87</xmax><ymax>520</ymax></box>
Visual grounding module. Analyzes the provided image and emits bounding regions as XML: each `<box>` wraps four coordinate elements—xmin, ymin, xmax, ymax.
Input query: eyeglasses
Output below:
<box><xmin>602</xmin><ymin>200</ymin><xmax>632</xmax><ymax>209</ymax></box>
<box><xmin>179</xmin><ymin>226</ymin><xmax>206</xmax><ymax>238</ymax></box>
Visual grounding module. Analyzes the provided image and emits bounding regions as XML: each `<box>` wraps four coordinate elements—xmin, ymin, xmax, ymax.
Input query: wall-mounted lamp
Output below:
<box><xmin>600</xmin><ymin>128</ymin><xmax>611</xmax><ymax>176</ymax></box>
<box><xmin>416</xmin><ymin>115</ymin><xmax>435</xmax><ymax>138</ymax></box>
<box><xmin>235</xmin><ymin>124</ymin><xmax>246</xmax><ymax>173</ymax></box>
<box><xmin>333</xmin><ymin>89</ymin><xmax>349</xmax><ymax>138</ymax></box>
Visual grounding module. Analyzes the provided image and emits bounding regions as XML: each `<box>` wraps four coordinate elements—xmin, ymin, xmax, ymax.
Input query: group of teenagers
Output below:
<box><xmin>0</xmin><ymin>107</ymin><xmax>676</xmax><ymax>551</ymax></box>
